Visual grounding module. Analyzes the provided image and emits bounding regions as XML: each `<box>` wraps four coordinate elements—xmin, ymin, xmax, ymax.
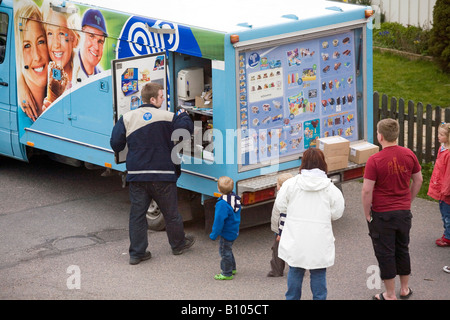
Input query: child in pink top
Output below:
<box><xmin>427</xmin><ymin>123</ymin><xmax>450</xmax><ymax>247</ymax></box>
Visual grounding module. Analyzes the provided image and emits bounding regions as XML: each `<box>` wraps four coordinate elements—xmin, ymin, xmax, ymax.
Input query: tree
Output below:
<box><xmin>429</xmin><ymin>0</ymin><xmax>450</xmax><ymax>73</ymax></box>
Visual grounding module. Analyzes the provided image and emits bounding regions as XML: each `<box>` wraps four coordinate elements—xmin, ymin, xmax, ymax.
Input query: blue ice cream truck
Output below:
<box><xmin>0</xmin><ymin>0</ymin><xmax>375</xmax><ymax>230</ymax></box>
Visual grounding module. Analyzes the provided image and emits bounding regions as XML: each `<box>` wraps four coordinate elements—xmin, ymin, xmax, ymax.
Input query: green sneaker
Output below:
<box><xmin>214</xmin><ymin>273</ymin><xmax>233</xmax><ymax>280</ymax></box>
<box><xmin>232</xmin><ymin>269</ymin><xmax>237</xmax><ymax>275</ymax></box>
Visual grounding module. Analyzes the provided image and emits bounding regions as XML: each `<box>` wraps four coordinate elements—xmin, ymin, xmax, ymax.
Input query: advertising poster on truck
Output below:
<box><xmin>238</xmin><ymin>30</ymin><xmax>358</xmax><ymax>170</ymax></box>
<box><xmin>13</xmin><ymin>0</ymin><xmax>222</xmax><ymax>128</ymax></box>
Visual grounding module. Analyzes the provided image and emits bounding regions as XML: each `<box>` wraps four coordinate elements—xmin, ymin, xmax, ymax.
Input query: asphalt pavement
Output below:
<box><xmin>0</xmin><ymin>156</ymin><xmax>448</xmax><ymax>303</ymax></box>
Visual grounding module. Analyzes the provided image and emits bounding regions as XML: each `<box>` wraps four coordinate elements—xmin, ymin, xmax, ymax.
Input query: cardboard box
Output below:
<box><xmin>349</xmin><ymin>142</ymin><xmax>379</xmax><ymax>164</ymax></box>
<box><xmin>318</xmin><ymin>136</ymin><xmax>350</xmax><ymax>156</ymax></box>
<box><xmin>326</xmin><ymin>155</ymin><xmax>349</xmax><ymax>172</ymax></box>
<box><xmin>195</xmin><ymin>96</ymin><xmax>212</xmax><ymax>108</ymax></box>
<box><xmin>317</xmin><ymin>136</ymin><xmax>350</xmax><ymax>171</ymax></box>
<box><xmin>195</xmin><ymin>90</ymin><xmax>213</xmax><ymax>108</ymax></box>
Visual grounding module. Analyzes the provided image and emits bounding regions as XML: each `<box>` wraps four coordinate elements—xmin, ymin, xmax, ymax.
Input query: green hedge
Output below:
<box><xmin>373</xmin><ymin>22</ymin><xmax>431</xmax><ymax>56</ymax></box>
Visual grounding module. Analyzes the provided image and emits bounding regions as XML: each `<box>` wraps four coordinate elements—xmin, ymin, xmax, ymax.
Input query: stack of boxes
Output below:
<box><xmin>317</xmin><ymin>136</ymin><xmax>379</xmax><ymax>171</ymax></box>
<box><xmin>349</xmin><ymin>141</ymin><xmax>380</xmax><ymax>164</ymax></box>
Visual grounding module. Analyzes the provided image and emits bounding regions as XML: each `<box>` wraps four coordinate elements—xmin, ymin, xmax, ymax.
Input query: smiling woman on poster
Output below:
<box><xmin>14</xmin><ymin>0</ymin><xmax>50</xmax><ymax>121</ymax></box>
<box><xmin>41</xmin><ymin>0</ymin><xmax>80</xmax><ymax>106</ymax></box>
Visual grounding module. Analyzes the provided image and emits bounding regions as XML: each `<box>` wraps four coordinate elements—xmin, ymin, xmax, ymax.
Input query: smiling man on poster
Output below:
<box><xmin>73</xmin><ymin>8</ymin><xmax>107</xmax><ymax>81</ymax></box>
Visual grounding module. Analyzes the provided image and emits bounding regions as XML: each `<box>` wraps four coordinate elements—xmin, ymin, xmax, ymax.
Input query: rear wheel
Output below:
<box><xmin>146</xmin><ymin>200</ymin><xmax>165</xmax><ymax>231</ymax></box>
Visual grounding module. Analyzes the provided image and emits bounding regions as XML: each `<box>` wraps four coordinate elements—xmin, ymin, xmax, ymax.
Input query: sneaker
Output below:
<box><xmin>129</xmin><ymin>251</ymin><xmax>152</xmax><ymax>265</ymax></box>
<box><xmin>232</xmin><ymin>269</ymin><xmax>237</xmax><ymax>275</ymax></box>
<box><xmin>436</xmin><ymin>236</ymin><xmax>450</xmax><ymax>247</ymax></box>
<box><xmin>214</xmin><ymin>273</ymin><xmax>233</xmax><ymax>280</ymax></box>
<box><xmin>443</xmin><ymin>266</ymin><xmax>450</xmax><ymax>274</ymax></box>
<box><xmin>172</xmin><ymin>234</ymin><xmax>195</xmax><ymax>255</ymax></box>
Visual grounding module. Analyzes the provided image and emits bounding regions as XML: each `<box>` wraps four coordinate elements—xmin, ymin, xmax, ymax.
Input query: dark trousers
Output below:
<box><xmin>368</xmin><ymin>210</ymin><xmax>412</xmax><ymax>280</ymax></box>
<box><xmin>128</xmin><ymin>181</ymin><xmax>185</xmax><ymax>258</ymax></box>
<box><xmin>269</xmin><ymin>234</ymin><xmax>285</xmax><ymax>276</ymax></box>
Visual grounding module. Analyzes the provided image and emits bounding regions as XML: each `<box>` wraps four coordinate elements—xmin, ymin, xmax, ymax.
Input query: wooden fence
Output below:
<box><xmin>373</xmin><ymin>91</ymin><xmax>450</xmax><ymax>163</ymax></box>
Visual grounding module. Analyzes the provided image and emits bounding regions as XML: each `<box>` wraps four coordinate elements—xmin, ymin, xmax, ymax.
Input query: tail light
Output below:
<box><xmin>241</xmin><ymin>187</ymin><xmax>276</xmax><ymax>205</ymax></box>
<box><xmin>343</xmin><ymin>166</ymin><xmax>365</xmax><ymax>181</ymax></box>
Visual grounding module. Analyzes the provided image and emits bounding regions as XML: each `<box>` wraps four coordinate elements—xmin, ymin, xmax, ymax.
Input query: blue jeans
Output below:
<box><xmin>219</xmin><ymin>237</ymin><xmax>236</xmax><ymax>277</ymax></box>
<box><xmin>286</xmin><ymin>267</ymin><xmax>327</xmax><ymax>300</ymax></box>
<box><xmin>128</xmin><ymin>181</ymin><xmax>185</xmax><ymax>259</ymax></box>
<box><xmin>440</xmin><ymin>201</ymin><xmax>450</xmax><ymax>240</ymax></box>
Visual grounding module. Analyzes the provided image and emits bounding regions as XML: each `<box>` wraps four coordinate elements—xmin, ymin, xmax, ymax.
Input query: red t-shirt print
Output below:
<box><xmin>387</xmin><ymin>156</ymin><xmax>408</xmax><ymax>175</ymax></box>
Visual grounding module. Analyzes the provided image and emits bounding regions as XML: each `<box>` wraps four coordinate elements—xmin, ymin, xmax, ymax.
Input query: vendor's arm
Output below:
<box><xmin>110</xmin><ymin>117</ymin><xmax>127</xmax><ymax>152</ymax></box>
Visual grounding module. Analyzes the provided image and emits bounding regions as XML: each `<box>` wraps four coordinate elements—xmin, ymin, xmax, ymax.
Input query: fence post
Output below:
<box><xmin>390</xmin><ymin>97</ymin><xmax>397</xmax><ymax>119</ymax></box>
<box><xmin>425</xmin><ymin>104</ymin><xmax>433</xmax><ymax>163</ymax></box>
<box><xmin>435</xmin><ymin>106</ymin><xmax>442</xmax><ymax>160</ymax></box>
<box><xmin>407</xmin><ymin>100</ymin><xmax>415</xmax><ymax>150</ymax></box>
<box><xmin>373</xmin><ymin>92</ymin><xmax>380</xmax><ymax>145</ymax></box>
<box><xmin>416</xmin><ymin>102</ymin><xmax>423</xmax><ymax>163</ymax></box>
<box><xmin>381</xmin><ymin>94</ymin><xmax>388</xmax><ymax>119</ymax></box>
<box><xmin>398</xmin><ymin>98</ymin><xmax>405</xmax><ymax>147</ymax></box>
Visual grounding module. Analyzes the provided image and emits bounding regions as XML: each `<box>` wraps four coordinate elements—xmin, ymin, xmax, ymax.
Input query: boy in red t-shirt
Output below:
<box><xmin>362</xmin><ymin>118</ymin><xmax>423</xmax><ymax>300</ymax></box>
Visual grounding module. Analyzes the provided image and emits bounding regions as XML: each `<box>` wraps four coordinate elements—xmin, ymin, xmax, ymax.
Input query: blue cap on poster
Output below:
<box><xmin>82</xmin><ymin>9</ymin><xmax>108</xmax><ymax>37</ymax></box>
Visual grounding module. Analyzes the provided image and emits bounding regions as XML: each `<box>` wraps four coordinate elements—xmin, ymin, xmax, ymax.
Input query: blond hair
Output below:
<box><xmin>41</xmin><ymin>0</ymin><xmax>81</xmax><ymax>69</ymax></box>
<box><xmin>439</xmin><ymin>122</ymin><xmax>450</xmax><ymax>145</ymax></box>
<box><xmin>277</xmin><ymin>173</ymin><xmax>293</xmax><ymax>187</ymax></box>
<box><xmin>218</xmin><ymin>176</ymin><xmax>234</xmax><ymax>194</ymax></box>
<box><xmin>14</xmin><ymin>0</ymin><xmax>44</xmax><ymax>71</ymax></box>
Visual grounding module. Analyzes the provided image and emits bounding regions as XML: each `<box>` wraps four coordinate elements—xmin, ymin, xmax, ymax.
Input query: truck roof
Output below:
<box><xmin>73</xmin><ymin>0</ymin><xmax>367</xmax><ymax>33</ymax></box>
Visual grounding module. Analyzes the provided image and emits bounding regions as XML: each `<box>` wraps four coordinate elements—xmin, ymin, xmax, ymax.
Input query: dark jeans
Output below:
<box><xmin>269</xmin><ymin>234</ymin><xmax>285</xmax><ymax>276</ymax></box>
<box><xmin>368</xmin><ymin>210</ymin><xmax>412</xmax><ymax>280</ymax></box>
<box><xmin>128</xmin><ymin>181</ymin><xmax>185</xmax><ymax>258</ymax></box>
<box><xmin>219</xmin><ymin>237</ymin><xmax>236</xmax><ymax>277</ymax></box>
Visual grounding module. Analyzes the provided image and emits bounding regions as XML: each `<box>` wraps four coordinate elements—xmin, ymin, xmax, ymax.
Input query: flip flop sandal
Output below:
<box><xmin>400</xmin><ymin>288</ymin><xmax>413</xmax><ymax>299</ymax></box>
<box><xmin>372</xmin><ymin>292</ymin><xmax>386</xmax><ymax>300</ymax></box>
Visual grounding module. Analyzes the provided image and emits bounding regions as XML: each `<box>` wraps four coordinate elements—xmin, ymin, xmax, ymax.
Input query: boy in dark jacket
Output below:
<box><xmin>209</xmin><ymin>176</ymin><xmax>241</xmax><ymax>280</ymax></box>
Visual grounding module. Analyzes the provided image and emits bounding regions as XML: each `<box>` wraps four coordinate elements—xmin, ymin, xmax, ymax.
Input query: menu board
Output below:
<box><xmin>112</xmin><ymin>52</ymin><xmax>167</xmax><ymax>163</ymax></box>
<box><xmin>238</xmin><ymin>31</ymin><xmax>358</xmax><ymax>168</ymax></box>
<box><xmin>112</xmin><ymin>53</ymin><xmax>167</xmax><ymax>122</ymax></box>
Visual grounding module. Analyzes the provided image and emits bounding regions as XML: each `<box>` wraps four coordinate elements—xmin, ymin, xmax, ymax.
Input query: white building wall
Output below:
<box><xmin>371</xmin><ymin>0</ymin><xmax>436</xmax><ymax>28</ymax></box>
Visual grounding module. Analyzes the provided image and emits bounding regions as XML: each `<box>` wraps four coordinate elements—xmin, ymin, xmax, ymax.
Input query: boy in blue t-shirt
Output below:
<box><xmin>209</xmin><ymin>176</ymin><xmax>241</xmax><ymax>280</ymax></box>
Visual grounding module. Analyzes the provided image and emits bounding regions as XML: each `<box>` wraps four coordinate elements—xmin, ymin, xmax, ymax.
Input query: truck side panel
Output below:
<box><xmin>0</xmin><ymin>2</ymin><xmax>26</xmax><ymax>160</ymax></box>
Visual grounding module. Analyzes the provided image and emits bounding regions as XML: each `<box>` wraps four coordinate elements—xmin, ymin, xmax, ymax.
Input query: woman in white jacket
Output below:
<box><xmin>275</xmin><ymin>147</ymin><xmax>345</xmax><ymax>300</ymax></box>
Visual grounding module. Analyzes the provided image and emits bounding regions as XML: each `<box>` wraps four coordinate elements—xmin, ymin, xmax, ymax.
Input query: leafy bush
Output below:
<box><xmin>428</xmin><ymin>0</ymin><xmax>450</xmax><ymax>73</ymax></box>
<box><xmin>417</xmin><ymin>162</ymin><xmax>437</xmax><ymax>201</ymax></box>
<box><xmin>373</xmin><ymin>22</ymin><xmax>431</xmax><ymax>55</ymax></box>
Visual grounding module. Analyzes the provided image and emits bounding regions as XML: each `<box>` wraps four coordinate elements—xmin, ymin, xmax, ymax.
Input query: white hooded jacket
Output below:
<box><xmin>275</xmin><ymin>169</ymin><xmax>345</xmax><ymax>269</ymax></box>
